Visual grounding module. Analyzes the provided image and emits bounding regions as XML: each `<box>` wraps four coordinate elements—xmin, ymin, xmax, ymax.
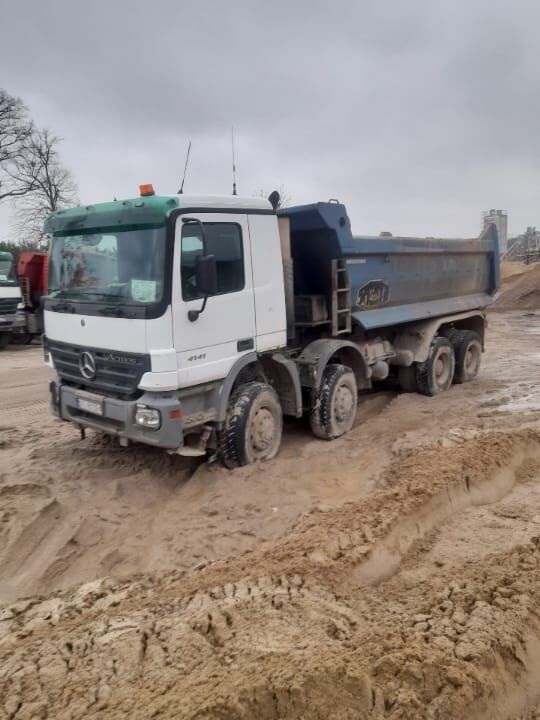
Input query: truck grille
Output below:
<box><xmin>0</xmin><ymin>298</ymin><xmax>18</xmax><ymax>315</ymax></box>
<box><xmin>47</xmin><ymin>339</ymin><xmax>151</xmax><ymax>399</ymax></box>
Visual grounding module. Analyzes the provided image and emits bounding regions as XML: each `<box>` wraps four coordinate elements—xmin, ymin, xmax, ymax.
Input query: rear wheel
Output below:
<box><xmin>451</xmin><ymin>330</ymin><xmax>482</xmax><ymax>384</ymax></box>
<box><xmin>219</xmin><ymin>382</ymin><xmax>283</xmax><ymax>468</ymax></box>
<box><xmin>310</xmin><ymin>363</ymin><xmax>358</xmax><ymax>440</ymax></box>
<box><xmin>416</xmin><ymin>337</ymin><xmax>455</xmax><ymax>396</ymax></box>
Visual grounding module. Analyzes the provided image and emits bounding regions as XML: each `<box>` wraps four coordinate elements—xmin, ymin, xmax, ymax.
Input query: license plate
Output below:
<box><xmin>76</xmin><ymin>396</ymin><xmax>104</xmax><ymax>416</ymax></box>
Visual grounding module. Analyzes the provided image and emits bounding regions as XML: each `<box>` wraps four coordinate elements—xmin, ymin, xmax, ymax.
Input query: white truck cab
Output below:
<box><xmin>44</xmin><ymin>191</ymin><xmax>292</xmax><ymax>464</ymax></box>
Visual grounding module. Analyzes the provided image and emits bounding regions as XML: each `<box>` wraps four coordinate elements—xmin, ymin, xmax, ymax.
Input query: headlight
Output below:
<box><xmin>135</xmin><ymin>405</ymin><xmax>161</xmax><ymax>429</ymax></box>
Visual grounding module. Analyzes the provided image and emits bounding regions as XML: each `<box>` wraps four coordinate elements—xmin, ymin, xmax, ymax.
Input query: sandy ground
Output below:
<box><xmin>3</xmin><ymin>310</ymin><xmax>540</xmax><ymax>718</ymax></box>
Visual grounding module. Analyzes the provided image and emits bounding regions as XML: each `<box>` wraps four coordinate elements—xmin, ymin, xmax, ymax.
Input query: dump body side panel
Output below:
<box><xmin>346</xmin><ymin>224</ymin><xmax>499</xmax><ymax>329</ymax></box>
<box><xmin>278</xmin><ymin>203</ymin><xmax>499</xmax><ymax>332</ymax></box>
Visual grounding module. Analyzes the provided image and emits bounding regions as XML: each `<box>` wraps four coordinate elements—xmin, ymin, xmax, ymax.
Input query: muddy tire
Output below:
<box><xmin>451</xmin><ymin>330</ymin><xmax>482</xmax><ymax>384</ymax></box>
<box><xmin>398</xmin><ymin>365</ymin><xmax>418</xmax><ymax>393</ymax></box>
<box><xmin>218</xmin><ymin>382</ymin><xmax>283</xmax><ymax>468</ymax></box>
<box><xmin>310</xmin><ymin>364</ymin><xmax>358</xmax><ymax>440</ymax></box>
<box><xmin>10</xmin><ymin>331</ymin><xmax>32</xmax><ymax>345</ymax></box>
<box><xmin>416</xmin><ymin>337</ymin><xmax>455</xmax><ymax>397</ymax></box>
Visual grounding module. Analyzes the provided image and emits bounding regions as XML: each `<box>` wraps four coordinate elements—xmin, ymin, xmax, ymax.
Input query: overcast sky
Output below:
<box><xmin>1</xmin><ymin>0</ymin><xmax>539</xmax><ymax>239</ymax></box>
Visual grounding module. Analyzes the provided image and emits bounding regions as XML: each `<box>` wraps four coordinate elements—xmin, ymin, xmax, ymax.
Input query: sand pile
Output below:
<box><xmin>494</xmin><ymin>261</ymin><xmax>540</xmax><ymax>311</ymax></box>
<box><xmin>3</xmin><ymin>431</ymin><xmax>540</xmax><ymax>719</ymax></box>
<box><xmin>500</xmin><ymin>260</ymin><xmax>535</xmax><ymax>281</ymax></box>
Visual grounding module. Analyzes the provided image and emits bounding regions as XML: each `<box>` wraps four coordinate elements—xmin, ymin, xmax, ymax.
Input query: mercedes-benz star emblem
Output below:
<box><xmin>79</xmin><ymin>351</ymin><xmax>96</xmax><ymax>380</ymax></box>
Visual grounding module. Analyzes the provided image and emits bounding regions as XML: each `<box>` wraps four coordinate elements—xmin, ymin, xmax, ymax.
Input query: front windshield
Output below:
<box><xmin>0</xmin><ymin>252</ymin><xmax>17</xmax><ymax>287</ymax></box>
<box><xmin>48</xmin><ymin>226</ymin><xmax>166</xmax><ymax>304</ymax></box>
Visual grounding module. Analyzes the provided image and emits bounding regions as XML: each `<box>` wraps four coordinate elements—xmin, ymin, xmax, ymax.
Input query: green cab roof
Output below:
<box><xmin>43</xmin><ymin>193</ymin><xmax>273</xmax><ymax>235</ymax></box>
<box><xmin>43</xmin><ymin>195</ymin><xmax>180</xmax><ymax>235</ymax></box>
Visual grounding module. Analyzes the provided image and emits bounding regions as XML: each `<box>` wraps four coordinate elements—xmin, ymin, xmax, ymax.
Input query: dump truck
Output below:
<box><xmin>10</xmin><ymin>251</ymin><xmax>48</xmax><ymax>344</ymax></box>
<box><xmin>0</xmin><ymin>251</ymin><xmax>22</xmax><ymax>349</ymax></box>
<box><xmin>43</xmin><ymin>188</ymin><xmax>499</xmax><ymax>466</ymax></box>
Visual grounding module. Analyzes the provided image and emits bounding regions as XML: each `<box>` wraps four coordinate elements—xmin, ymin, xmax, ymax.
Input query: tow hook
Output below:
<box><xmin>169</xmin><ymin>425</ymin><xmax>213</xmax><ymax>457</ymax></box>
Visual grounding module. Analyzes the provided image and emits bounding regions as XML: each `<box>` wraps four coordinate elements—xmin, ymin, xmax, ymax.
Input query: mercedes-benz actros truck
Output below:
<box><xmin>43</xmin><ymin>186</ymin><xmax>499</xmax><ymax>466</ymax></box>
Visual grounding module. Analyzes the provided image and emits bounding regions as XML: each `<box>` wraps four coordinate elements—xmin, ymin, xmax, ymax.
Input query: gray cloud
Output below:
<box><xmin>1</xmin><ymin>0</ymin><xmax>540</xmax><ymax>238</ymax></box>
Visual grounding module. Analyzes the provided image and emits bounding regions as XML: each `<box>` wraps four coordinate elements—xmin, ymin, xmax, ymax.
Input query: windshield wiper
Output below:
<box><xmin>48</xmin><ymin>289</ymin><xmax>88</xmax><ymax>300</ymax></box>
<box><xmin>98</xmin><ymin>306</ymin><xmax>124</xmax><ymax>316</ymax></box>
<box><xmin>49</xmin><ymin>289</ymin><xmax>124</xmax><ymax>302</ymax></box>
<box><xmin>89</xmin><ymin>292</ymin><xmax>124</xmax><ymax>302</ymax></box>
<box><xmin>98</xmin><ymin>305</ymin><xmax>139</xmax><ymax>318</ymax></box>
<box><xmin>47</xmin><ymin>300</ymin><xmax>76</xmax><ymax>313</ymax></box>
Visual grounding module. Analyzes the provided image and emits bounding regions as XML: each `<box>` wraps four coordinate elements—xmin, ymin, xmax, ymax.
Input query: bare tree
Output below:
<box><xmin>12</xmin><ymin>128</ymin><xmax>78</xmax><ymax>245</ymax></box>
<box><xmin>0</xmin><ymin>89</ymin><xmax>33</xmax><ymax>202</ymax></box>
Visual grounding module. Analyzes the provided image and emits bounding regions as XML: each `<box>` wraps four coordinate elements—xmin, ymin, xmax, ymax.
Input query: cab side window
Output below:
<box><xmin>181</xmin><ymin>222</ymin><xmax>244</xmax><ymax>301</ymax></box>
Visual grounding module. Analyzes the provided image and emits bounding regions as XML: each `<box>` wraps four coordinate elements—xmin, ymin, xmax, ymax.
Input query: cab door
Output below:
<box><xmin>172</xmin><ymin>213</ymin><xmax>256</xmax><ymax>388</ymax></box>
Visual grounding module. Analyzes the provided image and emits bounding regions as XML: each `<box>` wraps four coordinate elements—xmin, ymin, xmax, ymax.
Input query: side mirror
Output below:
<box><xmin>188</xmin><ymin>254</ymin><xmax>217</xmax><ymax>322</ymax></box>
<box><xmin>195</xmin><ymin>254</ymin><xmax>217</xmax><ymax>296</ymax></box>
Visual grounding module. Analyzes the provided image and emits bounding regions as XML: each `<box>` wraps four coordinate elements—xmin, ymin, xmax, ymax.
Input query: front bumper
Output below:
<box><xmin>50</xmin><ymin>380</ymin><xmax>184</xmax><ymax>449</ymax></box>
<box><xmin>0</xmin><ymin>314</ymin><xmax>16</xmax><ymax>331</ymax></box>
<box><xmin>12</xmin><ymin>309</ymin><xmax>27</xmax><ymax>330</ymax></box>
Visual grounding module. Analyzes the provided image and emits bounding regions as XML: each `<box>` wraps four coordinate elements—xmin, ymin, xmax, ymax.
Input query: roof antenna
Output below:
<box><xmin>177</xmin><ymin>140</ymin><xmax>192</xmax><ymax>194</ymax></box>
<box><xmin>231</xmin><ymin>127</ymin><xmax>237</xmax><ymax>196</ymax></box>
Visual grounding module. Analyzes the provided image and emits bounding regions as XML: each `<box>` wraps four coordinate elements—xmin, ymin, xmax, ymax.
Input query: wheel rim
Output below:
<box><xmin>434</xmin><ymin>349</ymin><xmax>452</xmax><ymax>388</ymax></box>
<box><xmin>249</xmin><ymin>407</ymin><xmax>278</xmax><ymax>457</ymax></box>
<box><xmin>333</xmin><ymin>382</ymin><xmax>355</xmax><ymax>426</ymax></box>
<box><xmin>464</xmin><ymin>341</ymin><xmax>481</xmax><ymax>377</ymax></box>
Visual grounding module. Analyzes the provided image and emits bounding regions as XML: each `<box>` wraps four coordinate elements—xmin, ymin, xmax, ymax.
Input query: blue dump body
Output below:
<box><xmin>279</xmin><ymin>202</ymin><xmax>500</xmax><ymax>331</ymax></box>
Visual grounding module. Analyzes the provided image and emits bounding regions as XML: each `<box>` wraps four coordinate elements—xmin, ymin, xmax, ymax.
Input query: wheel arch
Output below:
<box><xmin>216</xmin><ymin>352</ymin><xmax>259</xmax><ymax>422</ymax></box>
<box><xmin>296</xmin><ymin>338</ymin><xmax>371</xmax><ymax>391</ymax></box>
<box><xmin>259</xmin><ymin>353</ymin><xmax>303</xmax><ymax>418</ymax></box>
<box><xmin>439</xmin><ymin>315</ymin><xmax>485</xmax><ymax>348</ymax></box>
<box><xmin>393</xmin><ymin>311</ymin><xmax>486</xmax><ymax>365</ymax></box>
<box><xmin>216</xmin><ymin>352</ymin><xmax>303</xmax><ymax>422</ymax></box>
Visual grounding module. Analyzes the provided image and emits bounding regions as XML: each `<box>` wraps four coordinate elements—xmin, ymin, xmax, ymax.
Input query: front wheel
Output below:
<box><xmin>219</xmin><ymin>382</ymin><xmax>283</xmax><ymax>468</ymax></box>
<box><xmin>10</xmin><ymin>331</ymin><xmax>32</xmax><ymax>345</ymax></box>
<box><xmin>310</xmin><ymin>363</ymin><xmax>358</xmax><ymax>440</ymax></box>
<box><xmin>0</xmin><ymin>333</ymin><xmax>9</xmax><ymax>350</ymax></box>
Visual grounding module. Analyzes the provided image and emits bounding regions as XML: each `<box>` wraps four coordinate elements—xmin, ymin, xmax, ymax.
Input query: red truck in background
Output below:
<box><xmin>10</xmin><ymin>251</ymin><xmax>48</xmax><ymax>345</ymax></box>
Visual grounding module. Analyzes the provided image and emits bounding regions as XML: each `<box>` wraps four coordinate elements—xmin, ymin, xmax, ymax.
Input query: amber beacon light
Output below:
<box><xmin>139</xmin><ymin>183</ymin><xmax>155</xmax><ymax>197</ymax></box>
